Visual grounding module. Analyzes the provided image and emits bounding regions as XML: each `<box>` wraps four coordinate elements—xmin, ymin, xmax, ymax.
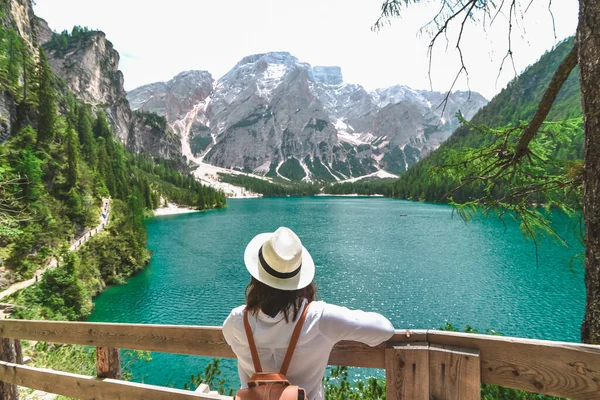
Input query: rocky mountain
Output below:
<box><xmin>40</xmin><ymin>26</ymin><xmax>185</xmax><ymax>165</ymax></box>
<box><xmin>128</xmin><ymin>52</ymin><xmax>487</xmax><ymax>181</ymax></box>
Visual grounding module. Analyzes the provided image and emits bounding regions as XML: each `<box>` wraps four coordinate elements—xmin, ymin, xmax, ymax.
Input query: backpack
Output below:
<box><xmin>234</xmin><ymin>302</ymin><xmax>311</xmax><ymax>400</ymax></box>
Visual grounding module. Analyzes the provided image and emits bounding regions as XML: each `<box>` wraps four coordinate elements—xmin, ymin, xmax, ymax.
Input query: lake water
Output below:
<box><xmin>88</xmin><ymin>197</ymin><xmax>585</xmax><ymax>389</ymax></box>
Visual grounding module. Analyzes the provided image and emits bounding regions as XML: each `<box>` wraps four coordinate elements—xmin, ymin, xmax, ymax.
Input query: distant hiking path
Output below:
<box><xmin>0</xmin><ymin>197</ymin><xmax>111</xmax><ymax>302</ymax></box>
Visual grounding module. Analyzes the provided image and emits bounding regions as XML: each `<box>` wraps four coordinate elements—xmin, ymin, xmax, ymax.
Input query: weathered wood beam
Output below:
<box><xmin>0</xmin><ymin>360</ymin><xmax>231</xmax><ymax>400</ymax></box>
<box><xmin>97</xmin><ymin>347</ymin><xmax>121</xmax><ymax>379</ymax></box>
<box><xmin>0</xmin><ymin>320</ymin><xmax>425</xmax><ymax>368</ymax></box>
<box><xmin>428</xmin><ymin>330</ymin><xmax>600</xmax><ymax>398</ymax></box>
<box><xmin>385</xmin><ymin>343</ymin><xmax>429</xmax><ymax>400</ymax></box>
<box><xmin>428</xmin><ymin>344</ymin><xmax>480</xmax><ymax>400</ymax></box>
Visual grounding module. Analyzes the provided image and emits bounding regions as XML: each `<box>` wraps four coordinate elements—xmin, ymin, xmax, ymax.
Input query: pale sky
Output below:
<box><xmin>33</xmin><ymin>0</ymin><xmax>579</xmax><ymax>99</ymax></box>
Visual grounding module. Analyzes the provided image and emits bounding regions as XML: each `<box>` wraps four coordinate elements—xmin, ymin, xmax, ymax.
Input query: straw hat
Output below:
<box><xmin>244</xmin><ymin>227</ymin><xmax>315</xmax><ymax>291</ymax></box>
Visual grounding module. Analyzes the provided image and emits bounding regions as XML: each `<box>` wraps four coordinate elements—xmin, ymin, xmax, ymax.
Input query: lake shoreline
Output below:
<box><xmin>153</xmin><ymin>202</ymin><xmax>200</xmax><ymax>216</ymax></box>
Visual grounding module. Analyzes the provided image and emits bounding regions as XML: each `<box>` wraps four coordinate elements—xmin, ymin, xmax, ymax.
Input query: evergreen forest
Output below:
<box><xmin>0</xmin><ymin>16</ymin><xmax>225</xmax><ymax>322</ymax></box>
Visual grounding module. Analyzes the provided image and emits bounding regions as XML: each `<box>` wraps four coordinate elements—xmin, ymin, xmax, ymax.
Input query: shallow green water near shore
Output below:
<box><xmin>89</xmin><ymin>197</ymin><xmax>584</xmax><ymax>389</ymax></box>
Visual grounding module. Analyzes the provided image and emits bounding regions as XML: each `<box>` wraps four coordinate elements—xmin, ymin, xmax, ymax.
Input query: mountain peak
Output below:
<box><xmin>311</xmin><ymin>66</ymin><xmax>343</xmax><ymax>86</ymax></box>
<box><xmin>236</xmin><ymin>51</ymin><xmax>299</xmax><ymax>67</ymax></box>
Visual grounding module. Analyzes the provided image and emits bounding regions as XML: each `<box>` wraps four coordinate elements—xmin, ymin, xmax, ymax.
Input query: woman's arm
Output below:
<box><xmin>318</xmin><ymin>303</ymin><xmax>395</xmax><ymax>346</ymax></box>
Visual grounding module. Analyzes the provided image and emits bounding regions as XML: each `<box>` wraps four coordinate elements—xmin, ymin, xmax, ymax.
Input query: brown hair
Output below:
<box><xmin>245</xmin><ymin>277</ymin><xmax>317</xmax><ymax>323</ymax></box>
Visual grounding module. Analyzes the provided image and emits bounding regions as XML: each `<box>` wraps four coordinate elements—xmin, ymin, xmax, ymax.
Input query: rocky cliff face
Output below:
<box><xmin>128</xmin><ymin>52</ymin><xmax>488</xmax><ymax>180</ymax></box>
<box><xmin>5</xmin><ymin>0</ymin><xmax>38</xmax><ymax>50</ymax></box>
<box><xmin>40</xmin><ymin>26</ymin><xmax>184</xmax><ymax>165</ymax></box>
<box><xmin>45</xmin><ymin>32</ymin><xmax>132</xmax><ymax>143</ymax></box>
<box><xmin>0</xmin><ymin>0</ymin><xmax>40</xmax><ymax>137</ymax></box>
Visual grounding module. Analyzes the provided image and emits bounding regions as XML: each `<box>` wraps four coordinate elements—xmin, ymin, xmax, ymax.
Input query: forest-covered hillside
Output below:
<box><xmin>390</xmin><ymin>37</ymin><xmax>582</xmax><ymax>202</ymax></box>
<box><xmin>325</xmin><ymin>37</ymin><xmax>583</xmax><ymax>200</ymax></box>
<box><xmin>0</xmin><ymin>4</ymin><xmax>225</xmax><ymax>320</ymax></box>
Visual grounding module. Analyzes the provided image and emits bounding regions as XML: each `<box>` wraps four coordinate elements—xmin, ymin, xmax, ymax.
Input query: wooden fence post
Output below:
<box><xmin>0</xmin><ymin>338</ymin><xmax>22</xmax><ymax>399</ymax></box>
<box><xmin>385</xmin><ymin>343</ymin><xmax>429</xmax><ymax>400</ymax></box>
<box><xmin>97</xmin><ymin>347</ymin><xmax>121</xmax><ymax>379</ymax></box>
<box><xmin>429</xmin><ymin>344</ymin><xmax>480</xmax><ymax>400</ymax></box>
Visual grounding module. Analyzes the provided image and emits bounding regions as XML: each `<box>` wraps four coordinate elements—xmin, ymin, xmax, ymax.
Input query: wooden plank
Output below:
<box><xmin>385</xmin><ymin>343</ymin><xmax>429</xmax><ymax>400</ymax></box>
<box><xmin>0</xmin><ymin>360</ymin><xmax>231</xmax><ymax>400</ymax></box>
<box><xmin>0</xmin><ymin>320</ymin><xmax>423</xmax><ymax>368</ymax></box>
<box><xmin>331</xmin><ymin>330</ymin><xmax>428</xmax><ymax>368</ymax></box>
<box><xmin>428</xmin><ymin>344</ymin><xmax>480</xmax><ymax>400</ymax></box>
<box><xmin>428</xmin><ymin>330</ymin><xmax>600</xmax><ymax>399</ymax></box>
<box><xmin>97</xmin><ymin>347</ymin><xmax>121</xmax><ymax>379</ymax></box>
<box><xmin>0</xmin><ymin>320</ymin><xmax>235</xmax><ymax>359</ymax></box>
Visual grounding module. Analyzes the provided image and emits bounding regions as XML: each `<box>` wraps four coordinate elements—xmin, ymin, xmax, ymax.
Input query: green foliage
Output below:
<box><xmin>132</xmin><ymin>155</ymin><xmax>226</xmax><ymax>210</ymax></box>
<box><xmin>133</xmin><ymin>109</ymin><xmax>167</xmax><ymax>131</ymax></box>
<box><xmin>190</xmin><ymin>135</ymin><xmax>212</xmax><ymax>154</ymax></box>
<box><xmin>27</xmin><ymin>342</ymin><xmax>96</xmax><ymax>375</ymax></box>
<box><xmin>12</xmin><ymin>252</ymin><xmax>89</xmax><ymax>320</ymax></box>
<box><xmin>184</xmin><ymin>359</ymin><xmax>234</xmax><ymax>396</ymax></box>
<box><xmin>325</xmin><ymin>179</ymin><xmax>395</xmax><ymax>196</ymax></box>
<box><xmin>306</xmin><ymin>118</ymin><xmax>329</xmax><ymax>132</ymax></box>
<box><xmin>218</xmin><ymin>173</ymin><xmax>321</xmax><ymax>196</ymax></box>
<box><xmin>305</xmin><ymin>156</ymin><xmax>337</xmax><ymax>182</ymax></box>
<box><xmin>78</xmin><ymin>199</ymin><xmax>150</xmax><ymax>286</ymax></box>
<box><xmin>36</xmin><ymin>47</ymin><xmax>57</xmax><ymax>147</ymax></box>
<box><xmin>278</xmin><ymin>157</ymin><xmax>306</xmax><ymax>181</ymax></box>
<box><xmin>0</xmin><ymin>26</ymin><xmax>24</xmax><ymax>92</ymax></box>
<box><xmin>324</xmin><ymin>366</ymin><xmax>385</xmax><ymax>400</ymax></box>
<box><xmin>16</xmin><ymin>145</ymin><xmax>43</xmax><ymax>202</ymax></box>
<box><xmin>230</xmin><ymin>112</ymin><xmax>263</xmax><ymax>129</ymax></box>
<box><xmin>93</xmin><ymin>111</ymin><xmax>112</xmax><ymax>140</ymax></box>
<box><xmin>44</xmin><ymin>26</ymin><xmax>94</xmax><ymax>56</ymax></box>
<box><xmin>22</xmin><ymin>341</ymin><xmax>151</xmax><ymax>392</ymax></box>
<box><xmin>434</xmin><ymin>117</ymin><xmax>582</xmax><ymax>244</ymax></box>
<box><xmin>77</xmin><ymin>106</ymin><xmax>96</xmax><ymax>164</ymax></box>
<box><xmin>391</xmin><ymin>37</ymin><xmax>582</xmax><ymax>206</ymax></box>
<box><xmin>65</xmin><ymin>127</ymin><xmax>80</xmax><ymax>189</ymax></box>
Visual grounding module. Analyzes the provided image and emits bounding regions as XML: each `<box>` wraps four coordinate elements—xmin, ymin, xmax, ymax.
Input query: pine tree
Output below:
<box><xmin>6</xmin><ymin>30</ymin><xmax>22</xmax><ymax>91</ymax></box>
<box><xmin>35</xmin><ymin>47</ymin><xmax>56</xmax><ymax>147</ymax></box>
<box><xmin>76</xmin><ymin>106</ymin><xmax>96</xmax><ymax>164</ymax></box>
<box><xmin>93</xmin><ymin>112</ymin><xmax>111</xmax><ymax>140</ymax></box>
<box><xmin>65</xmin><ymin>128</ymin><xmax>80</xmax><ymax>189</ymax></box>
<box><xmin>17</xmin><ymin>146</ymin><xmax>43</xmax><ymax>202</ymax></box>
<box><xmin>96</xmin><ymin>137</ymin><xmax>116</xmax><ymax>196</ymax></box>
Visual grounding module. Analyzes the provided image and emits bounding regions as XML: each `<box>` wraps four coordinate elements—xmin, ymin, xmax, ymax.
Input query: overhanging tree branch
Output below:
<box><xmin>512</xmin><ymin>40</ymin><xmax>579</xmax><ymax>161</ymax></box>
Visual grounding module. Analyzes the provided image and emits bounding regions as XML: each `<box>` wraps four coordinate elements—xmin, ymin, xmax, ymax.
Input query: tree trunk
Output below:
<box><xmin>0</xmin><ymin>338</ymin><xmax>23</xmax><ymax>400</ymax></box>
<box><xmin>578</xmin><ymin>0</ymin><xmax>600</xmax><ymax>344</ymax></box>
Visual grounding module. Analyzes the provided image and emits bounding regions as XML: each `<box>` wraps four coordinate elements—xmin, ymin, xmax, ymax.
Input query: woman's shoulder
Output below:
<box><xmin>307</xmin><ymin>300</ymin><xmax>346</xmax><ymax>319</ymax></box>
<box><xmin>229</xmin><ymin>304</ymin><xmax>247</xmax><ymax>317</ymax></box>
<box><xmin>223</xmin><ymin>304</ymin><xmax>246</xmax><ymax>326</ymax></box>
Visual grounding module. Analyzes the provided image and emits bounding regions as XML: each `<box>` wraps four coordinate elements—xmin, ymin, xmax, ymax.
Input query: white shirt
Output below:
<box><xmin>222</xmin><ymin>300</ymin><xmax>395</xmax><ymax>400</ymax></box>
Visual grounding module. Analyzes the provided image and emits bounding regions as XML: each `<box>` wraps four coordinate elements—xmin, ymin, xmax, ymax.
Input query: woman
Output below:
<box><xmin>223</xmin><ymin>227</ymin><xmax>395</xmax><ymax>400</ymax></box>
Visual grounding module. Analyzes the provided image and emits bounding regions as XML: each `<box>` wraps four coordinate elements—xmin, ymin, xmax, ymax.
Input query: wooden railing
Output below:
<box><xmin>0</xmin><ymin>320</ymin><xmax>599</xmax><ymax>399</ymax></box>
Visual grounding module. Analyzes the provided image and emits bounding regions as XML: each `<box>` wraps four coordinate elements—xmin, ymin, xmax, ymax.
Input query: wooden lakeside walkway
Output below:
<box><xmin>0</xmin><ymin>198</ymin><xmax>111</xmax><ymax>303</ymax></box>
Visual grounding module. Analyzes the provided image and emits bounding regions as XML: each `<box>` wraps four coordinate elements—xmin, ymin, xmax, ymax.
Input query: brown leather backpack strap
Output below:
<box><xmin>279</xmin><ymin>302</ymin><xmax>311</xmax><ymax>375</ymax></box>
<box><xmin>243</xmin><ymin>309</ymin><xmax>262</xmax><ymax>373</ymax></box>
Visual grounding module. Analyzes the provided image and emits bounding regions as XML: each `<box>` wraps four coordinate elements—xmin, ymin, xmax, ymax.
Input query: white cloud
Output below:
<box><xmin>34</xmin><ymin>0</ymin><xmax>579</xmax><ymax>99</ymax></box>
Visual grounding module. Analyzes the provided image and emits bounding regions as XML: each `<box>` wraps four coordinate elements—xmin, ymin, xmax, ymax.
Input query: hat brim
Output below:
<box><xmin>244</xmin><ymin>232</ymin><xmax>315</xmax><ymax>291</ymax></box>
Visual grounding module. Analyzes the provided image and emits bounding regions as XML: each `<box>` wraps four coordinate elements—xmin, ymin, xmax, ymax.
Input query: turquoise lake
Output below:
<box><xmin>88</xmin><ymin>197</ymin><xmax>585</xmax><ymax>388</ymax></box>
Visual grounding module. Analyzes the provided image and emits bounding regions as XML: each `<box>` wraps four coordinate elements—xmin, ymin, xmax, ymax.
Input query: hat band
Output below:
<box><xmin>259</xmin><ymin>246</ymin><xmax>301</xmax><ymax>280</ymax></box>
